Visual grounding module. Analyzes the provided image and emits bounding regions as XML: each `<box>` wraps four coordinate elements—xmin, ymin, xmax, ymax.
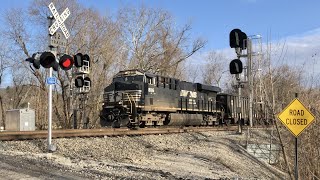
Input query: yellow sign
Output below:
<box><xmin>277</xmin><ymin>98</ymin><xmax>315</xmax><ymax>137</ymax></box>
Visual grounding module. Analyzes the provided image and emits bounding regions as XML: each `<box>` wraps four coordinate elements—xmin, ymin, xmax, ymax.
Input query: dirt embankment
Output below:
<box><xmin>0</xmin><ymin>130</ymin><xmax>288</xmax><ymax>179</ymax></box>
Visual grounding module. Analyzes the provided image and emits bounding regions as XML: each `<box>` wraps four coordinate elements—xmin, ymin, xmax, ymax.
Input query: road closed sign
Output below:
<box><xmin>277</xmin><ymin>98</ymin><xmax>315</xmax><ymax>137</ymax></box>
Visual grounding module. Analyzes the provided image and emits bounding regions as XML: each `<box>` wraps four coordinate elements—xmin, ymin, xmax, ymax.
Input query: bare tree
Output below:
<box><xmin>117</xmin><ymin>5</ymin><xmax>206</xmax><ymax>77</ymax></box>
<box><xmin>202</xmin><ymin>51</ymin><xmax>227</xmax><ymax>86</ymax></box>
<box><xmin>251</xmin><ymin>38</ymin><xmax>320</xmax><ymax>179</ymax></box>
<box><xmin>0</xmin><ymin>40</ymin><xmax>12</xmax><ymax>128</ymax></box>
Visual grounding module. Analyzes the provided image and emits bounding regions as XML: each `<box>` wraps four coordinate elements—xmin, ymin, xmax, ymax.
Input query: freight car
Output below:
<box><xmin>100</xmin><ymin>69</ymin><xmax>222</xmax><ymax>128</ymax></box>
<box><xmin>216</xmin><ymin>93</ymin><xmax>249</xmax><ymax>125</ymax></box>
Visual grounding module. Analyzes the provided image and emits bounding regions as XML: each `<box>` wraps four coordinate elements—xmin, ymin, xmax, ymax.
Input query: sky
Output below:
<box><xmin>77</xmin><ymin>0</ymin><xmax>320</xmax><ymax>49</ymax></box>
<box><xmin>1</xmin><ymin>0</ymin><xmax>320</xmax><ymax>50</ymax></box>
<box><xmin>0</xmin><ymin>0</ymin><xmax>320</xmax><ymax>85</ymax></box>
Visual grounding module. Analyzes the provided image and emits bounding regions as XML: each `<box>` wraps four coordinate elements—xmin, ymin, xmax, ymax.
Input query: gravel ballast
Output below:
<box><xmin>0</xmin><ymin>130</ymin><xmax>288</xmax><ymax>179</ymax></box>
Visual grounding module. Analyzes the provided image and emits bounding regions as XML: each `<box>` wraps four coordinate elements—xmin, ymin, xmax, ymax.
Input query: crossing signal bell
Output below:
<box><xmin>25</xmin><ymin>53</ymin><xmax>41</xmax><ymax>69</ymax></box>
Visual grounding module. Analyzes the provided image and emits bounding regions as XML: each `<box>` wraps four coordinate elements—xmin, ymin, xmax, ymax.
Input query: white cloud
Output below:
<box><xmin>272</xmin><ymin>28</ymin><xmax>320</xmax><ymax>76</ymax></box>
<box><xmin>186</xmin><ymin>27</ymin><xmax>320</xmax><ymax>86</ymax></box>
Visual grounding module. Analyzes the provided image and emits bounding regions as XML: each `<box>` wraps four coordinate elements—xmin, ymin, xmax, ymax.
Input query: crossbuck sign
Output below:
<box><xmin>48</xmin><ymin>2</ymin><xmax>70</xmax><ymax>39</ymax></box>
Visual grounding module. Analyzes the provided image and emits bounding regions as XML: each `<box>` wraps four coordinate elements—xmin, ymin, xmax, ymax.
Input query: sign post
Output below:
<box><xmin>277</xmin><ymin>95</ymin><xmax>315</xmax><ymax>180</ymax></box>
<box><xmin>47</xmin><ymin>2</ymin><xmax>70</xmax><ymax>152</ymax></box>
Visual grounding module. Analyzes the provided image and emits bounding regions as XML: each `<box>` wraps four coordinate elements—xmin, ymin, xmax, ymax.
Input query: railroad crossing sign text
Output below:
<box><xmin>48</xmin><ymin>2</ymin><xmax>70</xmax><ymax>39</ymax></box>
<box><xmin>277</xmin><ymin>98</ymin><xmax>315</xmax><ymax>137</ymax></box>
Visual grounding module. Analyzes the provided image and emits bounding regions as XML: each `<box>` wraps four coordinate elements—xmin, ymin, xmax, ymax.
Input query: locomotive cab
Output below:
<box><xmin>101</xmin><ymin>70</ymin><xmax>146</xmax><ymax>127</ymax></box>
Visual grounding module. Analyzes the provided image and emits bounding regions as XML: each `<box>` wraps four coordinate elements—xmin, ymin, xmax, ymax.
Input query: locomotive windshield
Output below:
<box><xmin>113</xmin><ymin>76</ymin><xmax>144</xmax><ymax>83</ymax></box>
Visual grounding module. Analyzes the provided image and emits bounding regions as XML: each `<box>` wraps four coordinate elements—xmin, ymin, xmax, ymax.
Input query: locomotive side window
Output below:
<box><xmin>147</xmin><ymin>76</ymin><xmax>155</xmax><ymax>85</ymax></box>
<box><xmin>156</xmin><ymin>76</ymin><xmax>159</xmax><ymax>87</ymax></box>
<box><xmin>150</xmin><ymin>98</ymin><xmax>153</xmax><ymax>105</ymax></box>
<box><xmin>160</xmin><ymin>77</ymin><xmax>165</xmax><ymax>88</ymax></box>
<box><xmin>165</xmin><ymin>78</ymin><xmax>169</xmax><ymax>88</ymax></box>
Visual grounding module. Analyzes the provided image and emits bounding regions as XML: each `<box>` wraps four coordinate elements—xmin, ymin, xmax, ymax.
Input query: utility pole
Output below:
<box><xmin>235</xmin><ymin>48</ymin><xmax>242</xmax><ymax>134</ymax></box>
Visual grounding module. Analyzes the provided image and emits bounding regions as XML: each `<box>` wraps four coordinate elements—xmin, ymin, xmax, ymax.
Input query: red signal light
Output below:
<box><xmin>59</xmin><ymin>54</ymin><xmax>74</xmax><ymax>70</ymax></box>
<box><xmin>63</xmin><ymin>58</ymin><xmax>71</xmax><ymax>67</ymax></box>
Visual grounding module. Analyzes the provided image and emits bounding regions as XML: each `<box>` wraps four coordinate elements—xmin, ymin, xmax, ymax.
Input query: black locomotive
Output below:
<box><xmin>100</xmin><ymin>69</ymin><xmax>246</xmax><ymax>128</ymax></box>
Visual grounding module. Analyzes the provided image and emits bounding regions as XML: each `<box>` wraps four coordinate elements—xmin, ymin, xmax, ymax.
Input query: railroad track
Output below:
<box><xmin>0</xmin><ymin>126</ymin><xmax>243</xmax><ymax>141</ymax></box>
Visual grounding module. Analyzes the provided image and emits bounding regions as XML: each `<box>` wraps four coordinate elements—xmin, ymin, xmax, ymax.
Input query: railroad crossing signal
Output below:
<box><xmin>48</xmin><ymin>2</ymin><xmax>70</xmax><ymax>39</ymax></box>
<box><xmin>59</xmin><ymin>54</ymin><xmax>74</xmax><ymax>70</ymax></box>
<box><xmin>277</xmin><ymin>98</ymin><xmax>315</xmax><ymax>137</ymax></box>
<box><xmin>26</xmin><ymin>52</ymin><xmax>74</xmax><ymax>71</ymax></box>
<box><xmin>73</xmin><ymin>53</ymin><xmax>91</xmax><ymax>93</ymax></box>
<box><xmin>40</xmin><ymin>52</ymin><xmax>57</xmax><ymax>69</ymax></box>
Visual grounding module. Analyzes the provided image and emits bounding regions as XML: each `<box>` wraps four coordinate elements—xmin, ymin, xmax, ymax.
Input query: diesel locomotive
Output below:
<box><xmin>100</xmin><ymin>69</ymin><xmax>247</xmax><ymax>128</ymax></box>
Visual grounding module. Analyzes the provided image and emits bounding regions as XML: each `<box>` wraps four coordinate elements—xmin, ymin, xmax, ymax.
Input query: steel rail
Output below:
<box><xmin>0</xmin><ymin>126</ymin><xmax>243</xmax><ymax>141</ymax></box>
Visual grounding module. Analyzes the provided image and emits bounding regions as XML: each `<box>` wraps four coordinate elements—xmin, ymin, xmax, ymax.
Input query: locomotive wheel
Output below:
<box><xmin>139</xmin><ymin>121</ymin><xmax>146</xmax><ymax>128</ymax></box>
<box><xmin>100</xmin><ymin>117</ymin><xmax>108</xmax><ymax>127</ymax></box>
<box><xmin>112</xmin><ymin>120</ymin><xmax>120</xmax><ymax>128</ymax></box>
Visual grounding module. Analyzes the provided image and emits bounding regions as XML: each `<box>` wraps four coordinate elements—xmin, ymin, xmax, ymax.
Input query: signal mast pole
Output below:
<box><xmin>235</xmin><ymin>47</ymin><xmax>242</xmax><ymax>134</ymax></box>
<box><xmin>47</xmin><ymin>16</ymin><xmax>56</xmax><ymax>152</ymax></box>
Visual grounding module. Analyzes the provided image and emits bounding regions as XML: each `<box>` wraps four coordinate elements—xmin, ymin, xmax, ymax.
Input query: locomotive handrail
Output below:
<box><xmin>126</xmin><ymin>93</ymin><xmax>133</xmax><ymax>113</ymax></box>
<box><xmin>125</xmin><ymin>93</ymin><xmax>137</xmax><ymax>114</ymax></box>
